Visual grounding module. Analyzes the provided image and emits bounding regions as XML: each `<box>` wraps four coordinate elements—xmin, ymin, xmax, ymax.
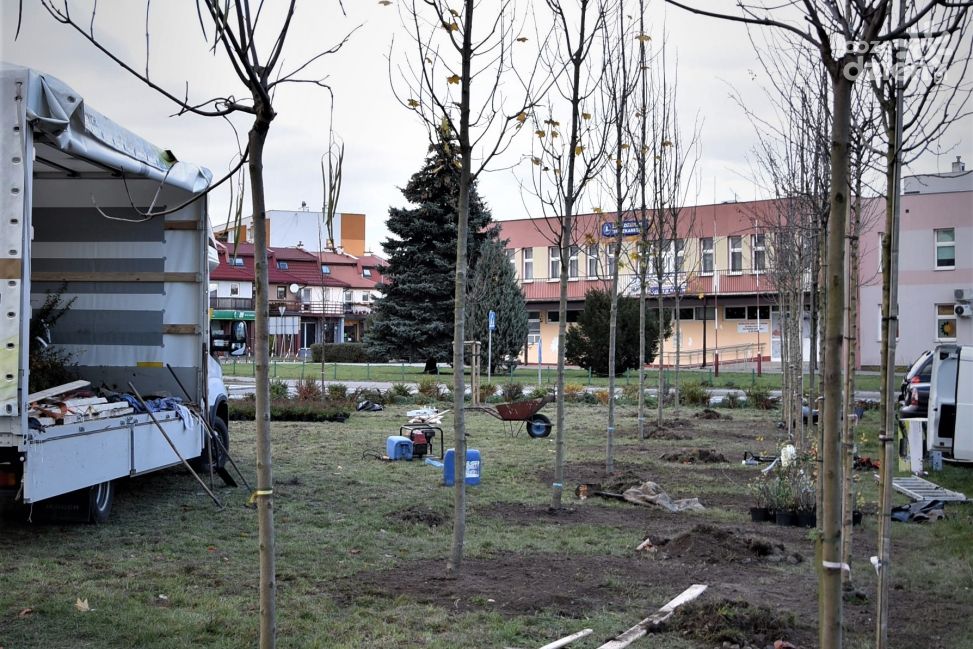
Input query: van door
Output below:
<box><xmin>953</xmin><ymin>346</ymin><xmax>973</xmax><ymax>462</ymax></box>
<box><xmin>928</xmin><ymin>344</ymin><xmax>958</xmax><ymax>455</ymax></box>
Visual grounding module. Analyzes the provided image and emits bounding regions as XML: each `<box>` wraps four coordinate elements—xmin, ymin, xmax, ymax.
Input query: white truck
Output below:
<box><xmin>925</xmin><ymin>343</ymin><xmax>973</xmax><ymax>463</ymax></box>
<box><xmin>0</xmin><ymin>63</ymin><xmax>231</xmax><ymax>522</ymax></box>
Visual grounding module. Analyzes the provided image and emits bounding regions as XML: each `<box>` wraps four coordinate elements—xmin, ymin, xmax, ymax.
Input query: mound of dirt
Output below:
<box><xmin>670</xmin><ymin>598</ymin><xmax>797</xmax><ymax>647</ymax></box>
<box><xmin>643</xmin><ymin>427</ymin><xmax>692</xmax><ymax>440</ymax></box>
<box><xmin>390</xmin><ymin>504</ymin><xmax>445</xmax><ymax>527</ymax></box>
<box><xmin>694</xmin><ymin>408</ymin><xmax>732</xmax><ymax>420</ymax></box>
<box><xmin>656</xmin><ymin>524</ymin><xmax>803</xmax><ymax>565</ymax></box>
<box><xmin>661</xmin><ymin>448</ymin><xmax>727</xmax><ymax>464</ymax></box>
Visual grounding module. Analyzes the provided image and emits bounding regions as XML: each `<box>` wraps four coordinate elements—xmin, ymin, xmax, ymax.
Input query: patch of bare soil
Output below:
<box><xmin>652</xmin><ymin>524</ymin><xmax>803</xmax><ymax>566</ymax></box>
<box><xmin>476</xmin><ymin>501</ymin><xmax>681</xmax><ymax>530</ymax></box>
<box><xmin>661</xmin><ymin>448</ymin><xmax>728</xmax><ymax>464</ymax></box>
<box><xmin>389</xmin><ymin>504</ymin><xmax>445</xmax><ymax>527</ymax></box>
<box><xmin>642</xmin><ymin>426</ymin><xmax>692</xmax><ymax>440</ymax></box>
<box><xmin>694</xmin><ymin>408</ymin><xmax>732</xmax><ymax>420</ymax></box>
<box><xmin>670</xmin><ymin>599</ymin><xmax>797</xmax><ymax>648</ymax></box>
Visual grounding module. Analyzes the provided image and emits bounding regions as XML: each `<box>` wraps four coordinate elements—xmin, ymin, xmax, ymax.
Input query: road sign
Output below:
<box><xmin>488</xmin><ymin>310</ymin><xmax>496</xmax><ymax>331</ymax></box>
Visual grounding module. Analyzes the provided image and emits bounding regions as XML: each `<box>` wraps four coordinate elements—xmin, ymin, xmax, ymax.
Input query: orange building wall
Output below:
<box><xmin>341</xmin><ymin>213</ymin><xmax>366</xmax><ymax>257</ymax></box>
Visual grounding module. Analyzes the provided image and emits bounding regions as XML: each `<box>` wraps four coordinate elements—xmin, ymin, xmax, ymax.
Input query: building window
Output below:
<box><xmin>343</xmin><ymin>289</ymin><xmax>352</xmax><ymax>302</ymax></box>
<box><xmin>277</xmin><ymin>286</ymin><xmax>286</xmax><ymax>300</ymax></box>
<box><xmin>362</xmin><ymin>293</ymin><xmax>371</xmax><ymax>302</ymax></box>
<box><xmin>729</xmin><ymin>236</ymin><xmax>743</xmax><ymax>272</ymax></box>
<box><xmin>321</xmin><ymin>264</ymin><xmax>331</xmax><ymax>274</ymax></box>
<box><xmin>608</xmin><ymin>250</ymin><xmax>617</xmax><ymax>276</ymax></box>
<box><xmin>677</xmin><ymin>307</ymin><xmax>695</xmax><ymax>320</ymax></box>
<box><xmin>528</xmin><ymin>311</ymin><xmax>541</xmax><ymax>334</ymax></box>
<box><xmin>230</xmin><ymin>283</ymin><xmax>240</xmax><ymax>297</ymax></box>
<box><xmin>363</xmin><ymin>268</ymin><xmax>372</xmax><ymax>278</ymax></box>
<box><xmin>694</xmin><ymin>306</ymin><xmax>716</xmax><ymax>320</ymax></box>
<box><xmin>674</xmin><ymin>239</ymin><xmax>685</xmax><ymax>272</ymax></box>
<box><xmin>549</xmin><ymin>246</ymin><xmax>560</xmax><ymax>279</ymax></box>
<box><xmin>747</xmin><ymin>305</ymin><xmax>770</xmax><ymax>320</ymax></box>
<box><xmin>231</xmin><ymin>256</ymin><xmax>244</xmax><ymax>267</ymax></box>
<box><xmin>937</xmin><ymin>304</ymin><xmax>957</xmax><ymax>340</ymax></box>
<box><xmin>586</xmin><ymin>244</ymin><xmax>599</xmax><ymax>277</ymax></box>
<box><xmin>935</xmin><ymin>228</ymin><xmax>955</xmax><ymax>269</ymax></box>
<box><xmin>752</xmin><ymin>233</ymin><xmax>766</xmax><ymax>272</ymax></box>
<box><xmin>700</xmin><ymin>238</ymin><xmax>714</xmax><ymax>274</ymax></box>
<box><xmin>523</xmin><ymin>247</ymin><xmax>534</xmax><ymax>280</ymax></box>
<box><xmin>300</xmin><ymin>288</ymin><xmax>311</xmax><ymax>303</ymax></box>
<box><xmin>276</xmin><ymin>260</ymin><xmax>289</xmax><ymax>270</ymax></box>
<box><xmin>725</xmin><ymin>306</ymin><xmax>746</xmax><ymax>319</ymax></box>
<box><xmin>568</xmin><ymin>246</ymin><xmax>579</xmax><ymax>278</ymax></box>
<box><xmin>877</xmin><ymin>232</ymin><xmax>884</xmax><ymax>273</ymax></box>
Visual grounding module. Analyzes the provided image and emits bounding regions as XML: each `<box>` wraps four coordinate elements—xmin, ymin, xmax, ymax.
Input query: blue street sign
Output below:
<box><xmin>488</xmin><ymin>310</ymin><xmax>496</xmax><ymax>331</ymax></box>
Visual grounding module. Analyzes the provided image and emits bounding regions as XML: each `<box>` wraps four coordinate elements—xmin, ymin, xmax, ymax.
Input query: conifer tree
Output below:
<box><xmin>367</xmin><ymin>136</ymin><xmax>496</xmax><ymax>373</ymax></box>
<box><xmin>466</xmin><ymin>237</ymin><xmax>529</xmax><ymax>375</ymax></box>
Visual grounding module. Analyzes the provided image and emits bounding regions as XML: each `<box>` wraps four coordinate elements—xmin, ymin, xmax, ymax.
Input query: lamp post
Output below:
<box><xmin>754</xmin><ymin>219</ymin><xmax>762</xmax><ymax>376</ymax></box>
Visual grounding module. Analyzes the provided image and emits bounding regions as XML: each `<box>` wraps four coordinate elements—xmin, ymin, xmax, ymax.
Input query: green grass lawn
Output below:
<box><xmin>1</xmin><ymin>402</ymin><xmax>967</xmax><ymax>648</ymax></box>
<box><xmin>222</xmin><ymin>359</ymin><xmax>889</xmax><ymax>393</ymax></box>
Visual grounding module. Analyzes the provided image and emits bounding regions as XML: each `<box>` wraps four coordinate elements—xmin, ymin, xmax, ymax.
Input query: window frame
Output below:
<box><xmin>568</xmin><ymin>245</ymin><xmax>579</xmax><ymax>279</ymax></box>
<box><xmin>936</xmin><ymin>303</ymin><xmax>958</xmax><ymax>341</ymax></box>
<box><xmin>724</xmin><ymin>306</ymin><xmax>746</xmax><ymax>320</ymax></box>
<box><xmin>230</xmin><ymin>283</ymin><xmax>240</xmax><ymax>297</ymax></box>
<box><xmin>586</xmin><ymin>243</ymin><xmax>599</xmax><ymax>277</ymax></box>
<box><xmin>548</xmin><ymin>246</ymin><xmax>560</xmax><ymax>280</ymax></box>
<box><xmin>934</xmin><ymin>228</ymin><xmax>956</xmax><ymax>270</ymax></box>
<box><xmin>700</xmin><ymin>237</ymin><xmax>714</xmax><ymax>275</ymax></box>
<box><xmin>729</xmin><ymin>236</ymin><xmax>743</xmax><ymax>273</ymax></box>
<box><xmin>752</xmin><ymin>233</ymin><xmax>766</xmax><ymax>272</ymax></box>
<box><xmin>362</xmin><ymin>268</ymin><xmax>373</xmax><ymax>278</ymax></box>
<box><xmin>320</xmin><ymin>264</ymin><xmax>331</xmax><ymax>274</ymax></box>
<box><xmin>276</xmin><ymin>260</ymin><xmax>289</xmax><ymax>270</ymax></box>
<box><xmin>522</xmin><ymin>247</ymin><xmax>534</xmax><ymax>281</ymax></box>
<box><xmin>276</xmin><ymin>285</ymin><xmax>286</xmax><ymax>300</ymax></box>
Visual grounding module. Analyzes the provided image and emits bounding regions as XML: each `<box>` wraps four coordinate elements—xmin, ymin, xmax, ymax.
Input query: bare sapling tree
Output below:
<box><xmin>318</xmin><ymin>97</ymin><xmax>344</xmax><ymax>386</ymax></box>
<box><xmin>643</xmin><ymin>40</ymin><xmax>700</xmax><ymax>428</ymax></box>
<box><xmin>662</xmin><ymin>2</ymin><xmax>969</xmax><ymax>646</ymax></box>
<box><xmin>393</xmin><ymin>0</ymin><xmax>546</xmax><ymax>572</ymax></box>
<box><xmin>599</xmin><ymin>2</ymin><xmax>639</xmax><ymax>474</ymax></box>
<box><xmin>864</xmin><ymin>4</ymin><xmax>972</xmax><ymax>644</ymax></box>
<box><xmin>529</xmin><ymin>0</ymin><xmax>611</xmax><ymax>508</ymax></box>
<box><xmin>37</xmin><ymin>2</ymin><xmax>355</xmax><ymax>646</ymax></box>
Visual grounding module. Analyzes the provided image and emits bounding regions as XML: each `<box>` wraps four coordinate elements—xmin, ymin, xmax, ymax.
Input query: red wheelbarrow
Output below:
<box><xmin>466</xmin><ymin>395</ymin><xmax>554</xmax><ymax>438</ymax></box>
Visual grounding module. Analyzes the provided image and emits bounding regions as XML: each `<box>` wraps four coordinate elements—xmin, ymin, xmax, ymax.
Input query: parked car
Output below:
<box><xmin>898</xmin><ymin>350</ymin><xmax>933</xmax><ymax>418</ymax></box>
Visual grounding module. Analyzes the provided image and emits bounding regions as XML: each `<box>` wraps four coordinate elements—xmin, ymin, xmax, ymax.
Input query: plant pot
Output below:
<box><xmin>750</xmin><ymin>507</ymin><xmax>772</xmax><ymax>523</ymax></box>
<box><xmin>797</xmin><ymin>509</ymin><xmax>816</xmax><ymax>528</ymax></box>
<box><xmin>775</xmin><ymin>510</ymin><xmax>797</xmax><ymax>526</ymax></box>
<box><xmin>853</xmin><ymin>510</ymin><xmax>863</xmax><ymax>526</ymax></box>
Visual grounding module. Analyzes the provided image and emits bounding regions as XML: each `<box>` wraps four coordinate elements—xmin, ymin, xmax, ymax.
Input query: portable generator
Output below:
<box><xmin>408</xmin><ymin>428</ymin><xmax>435</xmax><ymax>459</ymax></box>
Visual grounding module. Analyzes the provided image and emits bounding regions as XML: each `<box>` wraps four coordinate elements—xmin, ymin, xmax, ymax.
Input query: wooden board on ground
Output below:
<box><xmin>596</xmin><ymin>584</ymin><xmax>708</xmax><ymax>649</ymax></box>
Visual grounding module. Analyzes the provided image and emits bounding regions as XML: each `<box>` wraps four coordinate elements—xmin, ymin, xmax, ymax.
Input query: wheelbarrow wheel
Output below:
<box><xmin>527</xmin><ymin>413</ymin><xmax>552</xmax><ymax>438</ymax></box>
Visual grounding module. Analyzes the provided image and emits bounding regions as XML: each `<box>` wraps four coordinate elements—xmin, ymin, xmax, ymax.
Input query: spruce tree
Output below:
<box><xmin>565</xmin><ymin>289</ymin><xmax>668</xmax><ymax>376</ymax></box>
<box><xmin>466</xmin><ymin>237</ymin><xmax>529</xmax><ymax>375</ymax></box>
<box><xmin>367</xmin><ymin>137</ymin><xmax>496</xmax><ymax>373</ymax></box>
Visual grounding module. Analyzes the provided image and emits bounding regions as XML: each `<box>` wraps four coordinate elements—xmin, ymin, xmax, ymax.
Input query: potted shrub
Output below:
<box><xmin>768</xmin><ymin>475</ymin><xmax>796</xmax><ymax>526</ymax></box>
<box><xmin>795</xmin><ymin>471</ymin><xmax>817</xmax><ymax>528</ymax></box>
<box><xmin>748</xmin><ymin>477</ymin><xmax>773</xmax><ymax>522</ymax></box>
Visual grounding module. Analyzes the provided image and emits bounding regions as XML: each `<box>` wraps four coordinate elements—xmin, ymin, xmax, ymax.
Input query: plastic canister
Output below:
<box><xmin>386</xmin><ymin>435</ymin><xmax>413</xmax><ymax>461</ymax></box>
<box><xmin>443</xmin><ymin>448</ymin><xmax>481</xmax><ymax>486</ymax></box>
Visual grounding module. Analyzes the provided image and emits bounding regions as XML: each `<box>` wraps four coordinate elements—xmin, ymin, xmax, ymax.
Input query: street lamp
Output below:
<box><xmin>753</xmin><ymin>218</ymin><xmax>762</xmax><ymax>376</ymax></box>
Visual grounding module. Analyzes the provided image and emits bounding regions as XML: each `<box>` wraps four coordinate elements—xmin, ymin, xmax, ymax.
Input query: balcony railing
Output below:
<box><xmin>270</xmin><ymin>300</ymin><xmax>344</xmax><ymax>317</ymax></box>
<box><xmin>210</xmin><ymin>297</ymin><xmax>254</xmax><ymax>310</ymax></box>
<box><xmin>519</xmin><ymin>269</ymin><xmax>781</xmax><ymax>301</ymax></box>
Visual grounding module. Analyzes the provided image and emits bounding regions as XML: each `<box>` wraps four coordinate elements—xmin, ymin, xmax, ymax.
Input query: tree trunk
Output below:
<box><xmin>637</xmin><ymin>250</ymin><xmax>647</xmax><ymax>439</ymax></box>
<box><xmin>447</xmin><ymin>0</ymin><xmax>475</xmax><ymax>574</ymax></box>
<box><xmin>250</xmin><ymin>115</ymin><xmax>277</xmax><ymax>649</ymax></box>
<box><xmin>841</xmin><ymin>187</ymin><xmax>861</xmax><ymax>584</ymax></box>
<box><xmin>674</xmin><ymin>293</ymin><xmax>681</xmax><ymax>412</ymax></box>
<box><xmin>607</xmin><ymin>263</ymin><xmax>619</xmax><ymax>474</ymax></box>
<box><xmin>657</xmin><ymin>290</ymin><xmax>664</xmax><ymax>427</ymax></box>
<box><xmin>819</xmin><ymin>71</ymin><xmax>852</xmax><ymax>649</ymax></box>
<box><xmin>552</xmin><ymin>216</ymin><xmax>571</xmax><ymax>509</ymax></box>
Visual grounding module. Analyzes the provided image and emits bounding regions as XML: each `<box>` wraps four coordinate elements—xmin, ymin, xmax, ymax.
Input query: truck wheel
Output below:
<box><xmin>87</xmin><ymin>480</ymin><xmax>114</xmax><ymax>524</ymax></box>
<box><xmin>527</xmin><ymin>414</ymin><xmax>552</xmax><ymax>438</ymax></box>
<box><xmin>202</xmin><ymin>418</ymin><xmax>229</xmax><ymax>471</ymax></box>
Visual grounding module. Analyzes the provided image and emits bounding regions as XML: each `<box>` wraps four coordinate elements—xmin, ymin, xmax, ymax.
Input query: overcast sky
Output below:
<box><xmin>2</xmin><ymin>2</ymin><xmax>970</xmax><ymax>254</ymax></box>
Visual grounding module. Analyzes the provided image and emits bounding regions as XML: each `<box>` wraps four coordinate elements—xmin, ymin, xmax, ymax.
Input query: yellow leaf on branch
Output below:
<box><xmin>447</xmin><ymin>74</ymin><xmax>461</xmax><ymax>85</ymax></box>
<box><xmin>516</xmin><ymin>112</ymin><xmax>527</xmax><ymax>123</ymax></box>
<box><xmin>407</xmin><ymin>99</ymin><xmax>420</xmax><ymax>108</ymax></box>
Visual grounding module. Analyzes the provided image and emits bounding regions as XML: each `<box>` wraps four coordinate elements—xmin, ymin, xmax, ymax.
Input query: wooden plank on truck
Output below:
<box><xmin>27</xmin><ymin>380</ymin><xmax>90</xmax><ymax>403</ymax></box>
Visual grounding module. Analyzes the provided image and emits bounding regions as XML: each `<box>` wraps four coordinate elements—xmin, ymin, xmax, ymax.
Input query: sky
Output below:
<box><xmin>2</xmin><ymin>1</ymin><xmax>970</xmax><ymax>254</ymax></box>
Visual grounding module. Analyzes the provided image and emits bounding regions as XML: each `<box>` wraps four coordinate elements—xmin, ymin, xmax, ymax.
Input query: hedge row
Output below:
<box><xmin>309</xmin><ymin>343</ymin><xmax>388</xmax><ymax>364</ymax></box>
<box><xmin>229</xmin><ymin>399</ymin><xmax>350</xmax><ymax>422</ymax></box>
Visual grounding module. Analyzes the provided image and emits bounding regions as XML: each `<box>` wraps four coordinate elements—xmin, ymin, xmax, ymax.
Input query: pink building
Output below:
<box><xmin>859</xmin><ymin>157</ymin><xmax>973</xmax><ymax>366</ymax></box>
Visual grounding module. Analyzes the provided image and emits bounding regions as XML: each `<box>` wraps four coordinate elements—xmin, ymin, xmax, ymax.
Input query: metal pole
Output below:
<box><xmin>488</xmin><ymin>328</ymin><xmax>492</xmax><ymax>385</ymax></box>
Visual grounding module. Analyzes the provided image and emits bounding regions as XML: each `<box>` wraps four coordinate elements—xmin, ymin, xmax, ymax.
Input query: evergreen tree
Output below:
<box><xmin>466</xmin><ymin>237</ymin><xmax>529</xmax><ymax>375</ymax></box>
<box><xmin>367</xmin><ymin>137</ymin><xmax>496</xmax><ymax>373</ymax></box>
<box><xmin>565</xmin><ymin>289</ymin><xmax>668</xmax><ymax>376</ymax></box>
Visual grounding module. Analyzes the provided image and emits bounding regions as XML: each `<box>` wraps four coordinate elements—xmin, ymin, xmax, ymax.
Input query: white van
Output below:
<box><xmin>926</xmin><ymin>344</ymin><xmax>973</xmax><ymax>462</ymax></box>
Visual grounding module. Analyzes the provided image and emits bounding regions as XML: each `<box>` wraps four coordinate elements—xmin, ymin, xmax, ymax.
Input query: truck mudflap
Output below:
<box><xmin>22</xmin><ymin>410</ymin><xmax>204</xmax><ymax>503</ymax></box>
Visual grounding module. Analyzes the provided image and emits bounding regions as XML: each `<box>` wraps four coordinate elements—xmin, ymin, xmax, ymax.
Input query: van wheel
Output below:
<box><xmin>87</xmin><ymin>480</ymin><xmax>114</xmax><ymax>524</ymax></box>
<box><xmin>200</xmin><ymin>418</ymin><xmax>229</xmax><ymax>472</ymax></box>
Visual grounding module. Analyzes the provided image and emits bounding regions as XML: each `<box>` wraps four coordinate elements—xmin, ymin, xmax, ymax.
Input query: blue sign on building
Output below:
<box><xmin>600</xmin><ymin>220</ymin><xmax>643</xmax><ymax>237</ymax></box>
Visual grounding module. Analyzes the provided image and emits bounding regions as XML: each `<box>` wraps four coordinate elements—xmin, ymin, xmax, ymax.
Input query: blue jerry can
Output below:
<box><xmin>443</xmin><ymin>448</ymin><xmax>481</xmax><ymax>486</ymax></box>
<box><xmin>386</xmin><ymin>435</ymin><xmax>413</xmax><ymax>461</ymax></box>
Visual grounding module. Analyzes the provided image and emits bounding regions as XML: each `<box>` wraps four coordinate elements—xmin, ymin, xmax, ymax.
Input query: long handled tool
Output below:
<box><xmin>166</xmin><ymin>364</ymin><xmax>249</xmax><ymax>491</ymax></box>
<box><xmin>128</xmin><ymin>382</ymin><xmax>223</xmax><ymax>508</ymax></box>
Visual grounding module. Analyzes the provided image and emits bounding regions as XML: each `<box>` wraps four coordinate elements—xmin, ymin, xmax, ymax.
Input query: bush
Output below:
<box><xmin>563</xmin><ymin>383</ymin><xmax>585</xmax><ymax>401</ymax></box>
<box><xmin>478</xmin><ymin>382</ymin><xmax>496</xmax><ymax>402</ymax></box>
<box><xmin>310</xmin><ymin>343</ymin><xmax>387</xmax><ymax>364</ymax></box>
<box><xmin>327</xmin><ymin>383</ymin><xmax>349</xmax><ymax>400</ymax></box>
<box><xmin>270</xmin><ymin>378</ymin><xmax>290</xmax><ymax>400</ymax></box>
<box><xmin>680</xmin><ymin>381</ymin><xmax>709</xmax><ymax>407</ymax></box>
<box><xmin>746</xmin><ymin>384</ymin><xmax>776</xmax><ymax>410</ymax></box>
<box><xmin>527</xmin><ymin>387</ymin><xmax>550</xmax><ymax>400</ymax></box>
<box><xmin>722</xmin><ymin>392</ymin><xmax>741</xmax><ymax>409</ymax></box>
<box><xmin>593</xmin><ymin>389</ymin><xmax>612</xmax><ymax>405</ymax></box>
<box><xmin>389</xmin><ymin>383</ymin><xmax>412</xmax><ymax>397</ymax></box>
<box><xmin>228</xmin><ymin>399</ymin><xmax>350</xmax><ymax>422</ymax></box>
<box><xmin>417</xmin><ymin>377</ymin><xmax>442</xmax><ymax>399</ymax></box>
<box><xmin>353</xmin><ymin>387</ymin><xmax>386</xmax><ymax>405</ymax></box>
<box><xmin>294</xmin><ymin>378</ymin><xmax>323</xmax><ymax>401</ymax></box>
<box><xmin>501</xmin><ymin>382</ymin><xmax>525</xmax><ymax>402</ymax></box>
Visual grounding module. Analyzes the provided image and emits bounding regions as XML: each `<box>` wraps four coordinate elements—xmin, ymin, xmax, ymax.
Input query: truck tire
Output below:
<box><xmin>199</xmin><ymin>418</ymin><xmax>229</xmax><ymax>472</ymax></box>
<box><xmin>86</xmin><ymin>480</ymin><xmax>114</xmax><ymax>524</ymax></box>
